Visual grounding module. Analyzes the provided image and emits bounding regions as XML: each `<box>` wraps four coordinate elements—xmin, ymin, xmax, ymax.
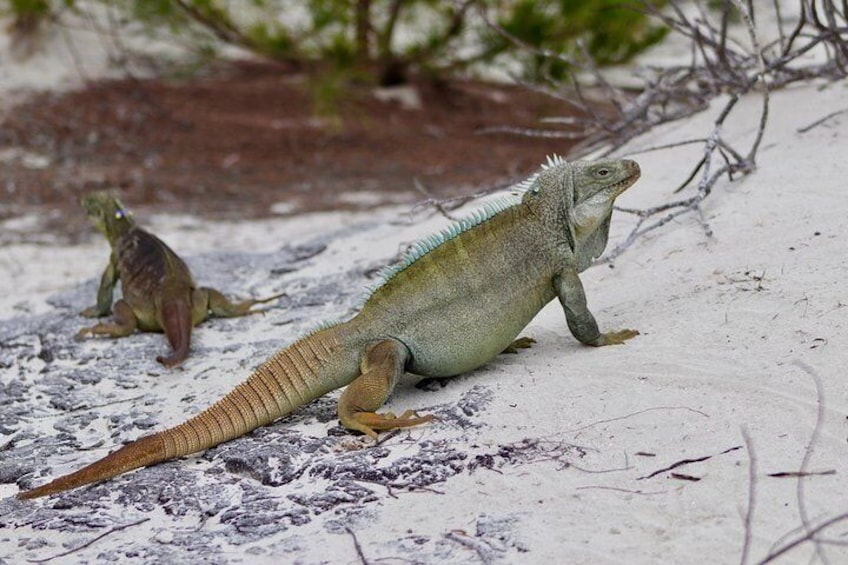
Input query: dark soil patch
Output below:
<box><xmin>0</xmin><ymin>60</ymin><xmax>580</xmax><ymax>237</ymax></box>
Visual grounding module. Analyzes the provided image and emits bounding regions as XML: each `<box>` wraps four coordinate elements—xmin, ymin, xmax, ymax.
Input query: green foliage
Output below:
<box><xmin>245</xmin><ymin>21</ymin><xmax>294</xmax><ymax>58</ymax></box>
<box><xmin>707</xmin><ymin>0</ymin><xmax>741</xmax><ymax>23</ymax></box>
<box><xmin>495</xmin><ymin>0</ymin><xmax>669</xmax><ymax>80</ymax></box>
<box><xmin>7</xmin><ymin>0</ymin><xmax>45</xmax><ymax>15</ymax></box>
<box><xmin>1</xmin><ymin>0</ymin><xmax>670</xmax><ymax>85</ymax></box>
<box><xmin>4</xmin><ymin>0</ymin><xmax>73</xmax><ymax>23</ymax></box>
<box><xmin>126</xmin><ymin>0</ymin><xmax>179</xmax><ymax>22</ymax></box>
<box><xmin>3</xmin><ymin>0</ymin><xmax>66</xmax><ymax>39</ymax></box>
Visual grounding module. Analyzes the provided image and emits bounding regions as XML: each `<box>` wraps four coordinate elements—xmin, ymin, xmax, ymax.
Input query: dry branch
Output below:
<box><xmin>475</xmin><ymin>1</ymin><xmax>847</xmax><ymax>262</ymax></box>
<box><xmin>26</xmin><ymin>518</ymin><xmax>150</xmax><ymax>563</ymax></box>
<box><xmin>740</xmin><ymin>426</ymin><xmax>757</xmax><ymax>565</ymax></box>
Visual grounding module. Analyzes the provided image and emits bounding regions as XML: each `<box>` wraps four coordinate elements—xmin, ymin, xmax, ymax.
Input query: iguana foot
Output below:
<box><xmin>338</xmin><ymin>339</ymin><xmax>435</xmax><ymax>438</ymax></box>
<box><xmin>597</xmin><ymin>329</ymin><xmax>639</xmax><ymax>346</ymax></box>
<box><xmin>501</xmin><ymin>336</ymin><xmax>536</xmax><ymax>354</ymax></box>
<box><xmin>74</xmin><ymin>327</ymin><xmax>91</xmax><ymax>341</ymax></box>
<box><xmin>344</xmin><ymin>410</ymin><xmax>435</xmax><ymax>439</ymax></box>
<box><xmin>157</xmin><ymin>351</ymin><xmax>188</xmax><ymax>368</ymax></box>
<box><xmin>202</xmin><ymin>288</ymin><xmax>287</xmax><ymax>318</ymax></box>
<box><xmin>80</xmin><ymin>306</ymin><xmax>107</xmax><ymax>318</ymax></box>
<box><xmin>251</xmin><ymin>291</ymin><xmax>288</xmax><ymax>306</ymax></box>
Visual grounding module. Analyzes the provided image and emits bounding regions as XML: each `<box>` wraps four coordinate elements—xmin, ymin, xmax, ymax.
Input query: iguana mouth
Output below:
<box><xmin>612</xmin><ymin>161</ymin><xmax>641</xmax><ymax>195</ymax></box>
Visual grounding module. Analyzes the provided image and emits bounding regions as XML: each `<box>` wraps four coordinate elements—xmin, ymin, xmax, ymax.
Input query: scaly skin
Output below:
<box><xmin>76</xmin><ymin>192</ymin><xmax>286</xmax><ymax>368</ymax></box>
<box><xmin>18</xmin><ymin>158</ymin><xmax>640</xmax><ymax>500</ymax></box>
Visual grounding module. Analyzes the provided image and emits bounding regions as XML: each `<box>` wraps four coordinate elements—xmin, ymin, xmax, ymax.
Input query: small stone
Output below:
<box><xmin>153</xmin><ymin>530</ymin><xmax>174</xmax><ymax>544</ymax></box>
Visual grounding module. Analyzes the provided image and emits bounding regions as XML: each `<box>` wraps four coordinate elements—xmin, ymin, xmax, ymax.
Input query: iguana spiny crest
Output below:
<box><xmin>371</xmin><ymin>154</ymin><xmax>639</xmax><ymax>292</ymax></box>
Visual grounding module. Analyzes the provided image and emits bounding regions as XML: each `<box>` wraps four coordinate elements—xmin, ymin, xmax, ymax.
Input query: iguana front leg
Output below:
<box><xmin>195</xmin><ymin>287</ymin><xmax>287</xmax><ymax>319</ymax></box>
<box><xmin>337</xmin><ymin>339</ymin><xmax>434</xmax><ymax>438</ymax></box>
<box><xmin>555</xmin><ymin>269</ymin><xmax>638</xmax><ymax>346</ymax></box>
<box><xmin>76</xmin><ymin>299</ymin><xmax>138</xmax><ymax>340</ymax></box>
<box><xmin>80</xmin><ymin>258</ymin><xmax>119</xmax><ymax>318</ymax></box>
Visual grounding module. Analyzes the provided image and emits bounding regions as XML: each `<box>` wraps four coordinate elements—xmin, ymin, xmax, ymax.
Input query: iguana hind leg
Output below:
<box><xmin>338</xmin><ymin>339</ymin><xmax>434</xmax><ymax>439</ymax></box>
<box><xmin>199</xmin><ymin>287</ymin><xmax>286</xmax><ymax>318</ymax></box>
<box><xmin>501</xmin><ymin>336</ymin><xmax>536</xmax><ymax>354</ymax></box>
<box><xmin>76</xmin><ymin>299</ymin><xmax>137</xmax><ymax>340</ymax></box>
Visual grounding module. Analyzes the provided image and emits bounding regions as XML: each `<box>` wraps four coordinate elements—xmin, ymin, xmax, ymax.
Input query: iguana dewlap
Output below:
<box><xmin>76</xmin><ymin>192</ymin><xmax>285</xmax><ymax>368</ymax></box>
<box><xmin>19</xmin><ymin>157</ymin><xmax>640</xmax><ymax>499</ymax></box>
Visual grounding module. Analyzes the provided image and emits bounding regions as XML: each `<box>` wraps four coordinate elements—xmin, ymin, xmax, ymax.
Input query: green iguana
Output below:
<box><xmin>18</xmin><ymin>157</ymin><xmax>641</xmax><ymax>500</ymax></box>
<box><xmin>75</xmin><ymin>191</ymin><xmax>286</xmax><ymax>368</ymax></box>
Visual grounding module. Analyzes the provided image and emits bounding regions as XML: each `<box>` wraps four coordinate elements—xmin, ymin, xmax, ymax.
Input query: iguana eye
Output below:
<box><xmin>596</xmin><ymin>168</ymin><xmax>610</xmax><ymax>177</ymax></box>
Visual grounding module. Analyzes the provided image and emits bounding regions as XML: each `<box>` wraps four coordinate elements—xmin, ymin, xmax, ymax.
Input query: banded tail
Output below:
<box><xmin>18</xmin><ymin>326</ymin><xmax>357</xmax><ymax>500</ymax></box>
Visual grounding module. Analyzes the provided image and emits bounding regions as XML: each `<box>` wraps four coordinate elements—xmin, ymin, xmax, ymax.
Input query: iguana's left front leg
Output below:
<box><xmin>555</xmin><ymin>269</ymin><xmax>638</xmax><ymax>346</ymax></box>
<box><xmin>81</xmin><ymin>258</ymin><xmax>119</xmax><ymax>318</ymax></box>
<box><xmin>196</xmin><ymin>287</ymin><xmax>287</xmax><ymax>319</ymax></box>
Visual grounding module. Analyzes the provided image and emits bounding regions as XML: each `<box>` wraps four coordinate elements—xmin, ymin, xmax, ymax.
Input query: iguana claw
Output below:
<box><xmin>599</xmin><ymin>329</ymin><xmax>640</xmax><ymax>345</ymax></box>
<box><xmin>345</xmin><ymin>410</ymin><xmax>436</xmax><ymax>439</ymax></box>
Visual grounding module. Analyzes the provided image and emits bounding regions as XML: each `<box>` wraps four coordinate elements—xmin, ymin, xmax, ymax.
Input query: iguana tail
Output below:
<box><xmin>18</xmin><ymin>325</ymin><xmax>359</xmax><ymax>500</ymax></box>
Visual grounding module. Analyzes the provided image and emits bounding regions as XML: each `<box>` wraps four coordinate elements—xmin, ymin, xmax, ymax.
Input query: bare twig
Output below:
<box><xmin>479</xmin><ymin>1</ymin><xmax>847</xmax><ymax>261</ymax></box>
<box><xmin>346</xmin><ymin>526</ymin><xmax>370</xmax><ymax>565</ymax></box>
<box><xmin>412</xmin><ymin>179</ymin><xmax>462</xmax><ymax>221</ymax></box>
<box><xmin>444</xmin><ymin>530</ymin><xmax>498</xmax><ymax>564</ymax></box>
<box><xmin>767</xmin><ymin>470</ymin><xmax>837</xmax><ymax>478</ymax></box>
<box><xmin>797</xmin><ymin>107</ymin><xmax>848</xmax><ymax>132</ymax></box>
<box><xmin>27</xmin><ymin>518</ymin><xmax>150</xmax><ymax>563</ymax></box>
<box><xmin>402</xmin><ymin>180</ymin><xmax>516</xmax><ymax>226</ymax></box>
<box><xmin>57</xmin><ymin>17</ymin><xmax>89</xmax><ymax>85</ymax></box>
<box><xmin>758</xmin><ymin>513</ymin><xmax>848</xmax><ymax>564</ymax></box>
<box><xmin>576</xmin><ymin>485</ymin><xmax>666</xmax><ymax>495</ymax></box>
<box><xmin>638</xmin><ymin>445</ymin><xmax>743</xmax><ymax>480</ymax></box>
<box><xmin>30</xmin><ymin>394</ymin><xmax>146</xmax><ymax>419</ymax></box>
<box><xmin>171</xmin><ymin>0</ymin><xmax>260</xmax><ymax>54</ymax></box>
<box><xmin>564</xmin><ymin>405</ymin><xmax>709</xmax><ymax>435</ymax></box>
<box><xmin>792</xmin><ymin>359</ymin><xmax>829</xmax><ymax>564</ymax></box>
<box><xmin>746</xmin><ymin>359</ymin><xmax>847</xmax><ymax>563</ymax></box>
<box><xmin>740</xmin><ymin>426</ymin><xmax>757</xmax><ymax>565</ymax></box>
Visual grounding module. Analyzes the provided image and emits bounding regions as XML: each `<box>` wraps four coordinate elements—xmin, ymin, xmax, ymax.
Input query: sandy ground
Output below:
<box><xmin>1</xmin><ymin>80</ymin><xmax>846</xmax><ymax>563</ymax></box>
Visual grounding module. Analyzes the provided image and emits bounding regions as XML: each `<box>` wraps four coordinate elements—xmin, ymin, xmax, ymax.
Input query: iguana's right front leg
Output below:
<box><xmin>555</xmin><ymin>269</ymin><xmax>638</xmax><ymax>346</ymax></box>
<box><xmin>81</xmin><ymin>259</ymin><xmax>119</xmax><ymax>317</ymax></box>
<box><xmin>338</xmin><ymin>339</ymin><xmax>434</xmax><ymax>438</ymax></box>
<box><xmin>76</xmin><ymin>299</ymin><xmax>138</xmax><ymax>340</ymax></box>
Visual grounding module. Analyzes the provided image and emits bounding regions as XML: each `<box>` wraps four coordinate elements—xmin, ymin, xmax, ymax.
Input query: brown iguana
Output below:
<box><xmin>18</xmin><ymin>157</ymin><xmax>641</xmax><ymax>500</ymax></box>
<box><xmin>75</xmin><ymin>191</ymin><xmax>286</xmax><ymax>368</ymax></box>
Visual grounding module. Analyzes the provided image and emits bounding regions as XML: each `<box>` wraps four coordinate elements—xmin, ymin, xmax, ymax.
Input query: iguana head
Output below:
<box><xmin>569</xmin><ymin>158</ymin><xmax>640</xmax><ymax>239</ymax></box>
<box><xmin>522</xmin><ymin>156</ymin><xmax>640</xmax><ymax>267</ymax></box>
<box><xmin>81</xmin><ymin>191</ymin><xmax>136</xmax><ymax>244</ymax></box>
